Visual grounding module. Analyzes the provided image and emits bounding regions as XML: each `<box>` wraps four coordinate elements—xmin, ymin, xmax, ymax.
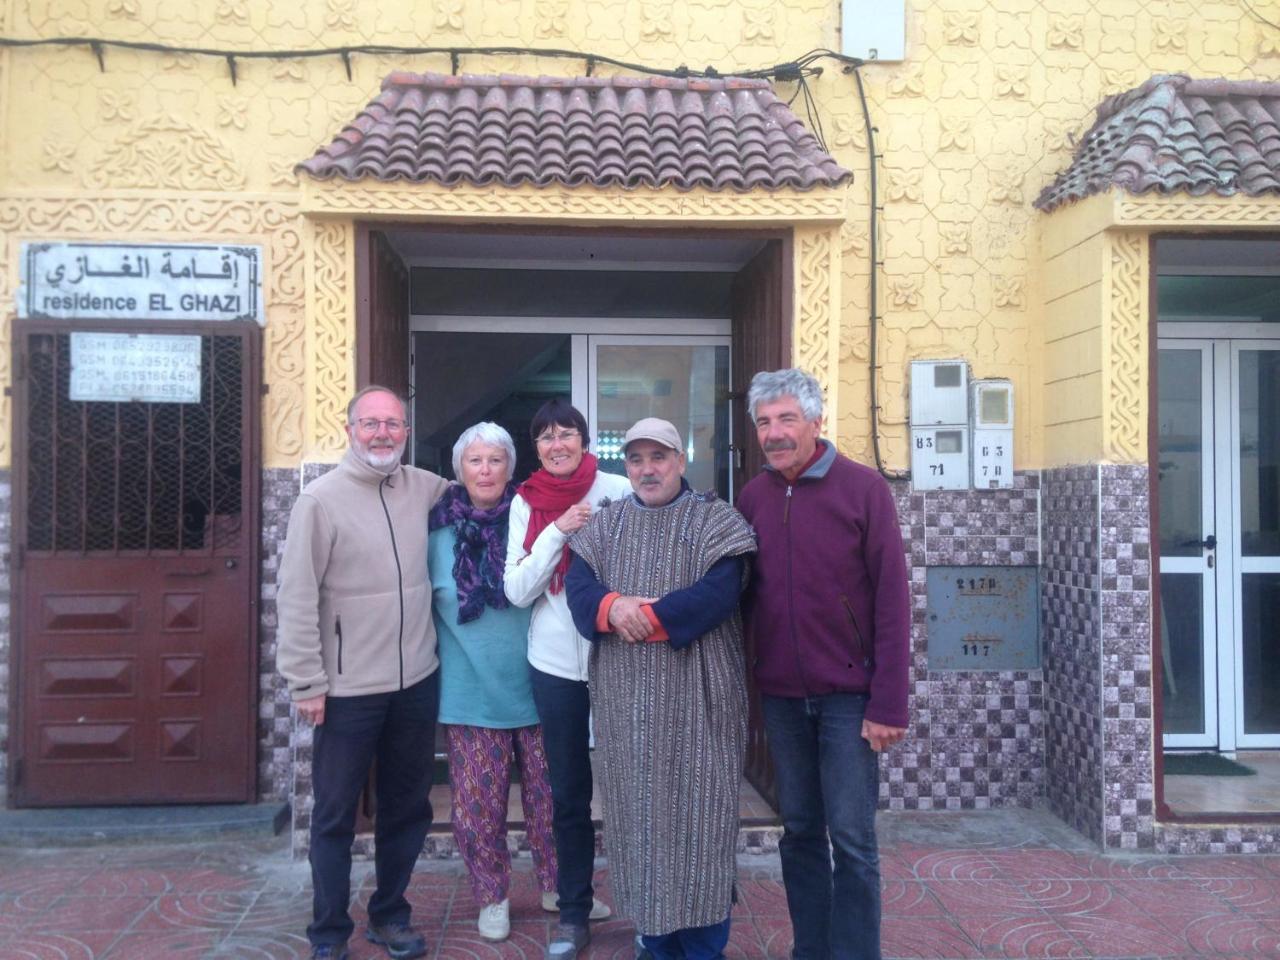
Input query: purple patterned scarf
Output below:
<box><xmin>428</xmin><ymin>483</ymin><xmax>515</xmax><ymax>624</ymax></box>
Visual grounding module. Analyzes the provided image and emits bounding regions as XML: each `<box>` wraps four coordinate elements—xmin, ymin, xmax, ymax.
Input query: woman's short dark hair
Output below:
<box><xmin>529</xmin><ymin>397</ymin><xmax>589</xmax><ymax>447</ymax></box>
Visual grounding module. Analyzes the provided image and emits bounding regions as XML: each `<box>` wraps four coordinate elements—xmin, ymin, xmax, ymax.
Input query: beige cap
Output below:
<box><xmin>623</xmin><ymin>417</ymin><xmax>683</xmax><ymax>452</ymax></box>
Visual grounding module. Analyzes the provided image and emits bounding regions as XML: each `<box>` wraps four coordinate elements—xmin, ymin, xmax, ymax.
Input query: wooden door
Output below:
<box><xmin>358</xmin><ymin>227</ymin><xmax>411</xmax><ymax>399</ymax></box>
<box><xmin>11</xmin><ymin>322</ymin><xmax>260</xmax><ymax>805</ymax></box>
<box><xmin>730</xmin><ymin>237</ymin><xmax>790</xmax><ymax>811</ymax></box>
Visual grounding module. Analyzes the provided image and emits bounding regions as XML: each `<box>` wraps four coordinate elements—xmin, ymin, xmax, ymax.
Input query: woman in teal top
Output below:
<box><xmin>428</xmin><ymin>422</ymin><xmax>556</xmax><ymax>942</ymax></box>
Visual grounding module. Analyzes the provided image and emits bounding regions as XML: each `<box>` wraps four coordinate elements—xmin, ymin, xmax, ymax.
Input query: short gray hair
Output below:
<box><xmin>452</xmin><ymin>422</ymin><xmax>516</xmax><ymax>480</ymax></box>
<box><xmin>347</xmin><ymin>385</ymin><xmax>407</xmax><ymax>423</ymax></box>
<box><xmin>746</xmin><ymin>368</ymin><xmax>824</xmax><ymax>423</ymax></box>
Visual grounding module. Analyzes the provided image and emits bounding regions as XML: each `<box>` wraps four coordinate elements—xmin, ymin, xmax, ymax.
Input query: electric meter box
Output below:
<box><xmin>971</xmin><ymin>379</ymin><xmax>1014</xmax><ymax>489</ymax></box>
<box><xmin>911</xmin><ymin>426</ymin><xmax>970</xmax><ymax>490</ymax></box>
<box><xmin>909</xmin><ymin>360</ymin><xmax>969</xmax><ymax>426</ymax></box>
<box><xmin>910</xmin><ymin>360</ymin><xmax>970</xmax><ymax>490</ymax></box>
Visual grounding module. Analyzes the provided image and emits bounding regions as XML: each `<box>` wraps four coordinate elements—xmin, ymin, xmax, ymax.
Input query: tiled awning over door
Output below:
<box><xmin>1036</xmin><ymin>73</ymin><xmax>1280</xmax><ymax>212</ymax></box>
<box><xmin>296</xmin><ymin>72</ymin><xmax>851</xmax><ymax>192</ymax></box>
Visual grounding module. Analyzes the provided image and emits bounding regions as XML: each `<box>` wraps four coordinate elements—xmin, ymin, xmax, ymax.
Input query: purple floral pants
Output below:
<box><xmin>446</xmin><ymin>723</ymin><xmax>558</xmax><ymax>906</ymax></box>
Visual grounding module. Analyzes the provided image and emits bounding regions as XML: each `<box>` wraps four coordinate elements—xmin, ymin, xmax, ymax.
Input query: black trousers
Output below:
<box><xmin>529</xmin><ymin>665</ymin><xmax>595</xmax><ymax>926</ymax></box>
<box><xmin>307</xmin><ymin>672</ymin><xmax>439</xmax><ymax>947</ymax></box>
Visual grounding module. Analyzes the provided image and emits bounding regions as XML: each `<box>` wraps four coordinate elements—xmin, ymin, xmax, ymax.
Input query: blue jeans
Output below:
<box><xmin>308</xmin><ymin>673</ymin><xmax>438</xmax><ymax>948</ymax></box>
<box><xmin>641</xmin><ymin>916</ymin><xmax>732</xmax><ymax>960</ymax></box>
<box><xmin>761</xmin><ymin>693</ymin><xmax>881</xmax><ymax>960</ymax></box>
<box><xmin>529</xmin><ymin>666</ymin><xmax>595</xmax><ymax>926</ymax></box>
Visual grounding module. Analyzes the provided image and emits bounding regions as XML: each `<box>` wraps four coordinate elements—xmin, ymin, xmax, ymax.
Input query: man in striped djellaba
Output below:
<box><xmin>563</xmin><ymin>417</ymin><xmax>756</xmax><ymax>960</ymax></box>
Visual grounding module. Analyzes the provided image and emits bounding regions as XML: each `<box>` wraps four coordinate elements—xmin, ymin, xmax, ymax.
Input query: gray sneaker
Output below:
<box><xmin>546</xmin><ymin>921</ymin><xmax>590</xmax><ymax>960</ymax></box>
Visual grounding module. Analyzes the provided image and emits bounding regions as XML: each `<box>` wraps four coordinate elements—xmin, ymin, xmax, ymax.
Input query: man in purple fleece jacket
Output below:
<box><xmin>736</xmin><ymin>368</ymin><xmax>910</xmax><ymax>960</ymax></box>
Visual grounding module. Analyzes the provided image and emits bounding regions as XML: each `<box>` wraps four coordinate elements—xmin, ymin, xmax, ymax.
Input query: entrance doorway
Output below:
<box><xmin>1154</xmin><ymin>237</ymin><xmax>1280</xmax><ymax>815</ymax></box>
<box><xmin>362</xmin><ymin>225</ymin><xmax>791</xmax><ymax>812</ymax></box>
<box><xmin>11</xmin><ymin>321</ymin><xmax>260</xmax><ymax>805</ymax></box>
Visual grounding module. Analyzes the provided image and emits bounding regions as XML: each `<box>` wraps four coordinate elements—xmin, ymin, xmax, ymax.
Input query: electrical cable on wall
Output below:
<box><xmin>848</xmin><ymin>63</ymin><xmax>909</xmax><ymax>482</ymax></box>
<box><xmin>0</xmin><ymin>35</ymin><xmax>910</xmax><ymax>474</ymax></box>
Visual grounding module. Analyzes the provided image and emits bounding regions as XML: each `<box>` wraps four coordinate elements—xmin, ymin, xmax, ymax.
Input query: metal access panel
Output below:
<box><xmin>925</xmin><ymin>566</ymin><xmax>1041</xmax><ymax>671</ymax></box>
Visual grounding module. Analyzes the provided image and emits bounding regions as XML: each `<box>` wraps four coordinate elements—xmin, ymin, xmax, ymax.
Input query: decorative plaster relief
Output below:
<box><xmin>300</xmin><ymin>183</ymin><xmax>848</xmax><ymax>223</ymax></box>
<box><xmin>0</xmin><ymin>195</ymin><xmax>306</xmax><ymax>467</ymax></box>
<box><xmin>40</xmin><ymin>140</ymin><xmax>76</xmax><ymax>175</ymax></box>
<box><xmin>885</xmin><ymin>169</ymin><xmax>923</xmax><ymax>203</ymax></box>
<box><xmin>308</xmin><ymin>219</ymin><xmax>353</xmax><ymax>456</ymax></box>
<box><xmin>938</xmin><ymin>118</ymin><xmax>972</xmax><ymax>152</ymax></box>
<box><xmin>943</xmin><ymin>12</ymin><xmax>979</xmax><ymax>46</ymax></box>
<box><xmin>939</xmin><ymin>223</ymin><xmax>970</xmax><ymax>256</ymax></box>
<box><xmin>993</xmin><ymin>275</ymin><xmax>1025</xmax><ymax>309</ymax></box>
<box><xmin>994</xmin><ymin>66</ymin><xmax>1029</xmax><ymax>100</ymax></box>
<box><xmin>888</xmin><ymin>70</ymin><xmax>925</xmax><ymax>98</ymax></box>
<box><xmin>1047</xmin><ymin>15</ymin><xmax>1084</xmax><ymax>51</ymax></box>
<box><xmin>1116</xmin><ymin>195</ymin><xmax>1280</xmax><ymax>225</ymax></box>
<box><xmin>889</xmin><ymin>277</ymin><xmax>922</xmax><ymax>309</ymax></box>
<box><xmin>795</xmin><ymin>226</ymin><xmax>840</xmax><ymax>442</ymax></box>
<box><xmin>742</xmin><ymin>7</ymin><xmax>775</xmax><ymax>43</ymax></box>
<box><xmin>534</xmin><ymin>0</ymin><xmax>568</xmax><ymax>37</ymax></box>
<box><xmin>85</xmin><ymin>115</ymin><xmax>247</xmax><ymax>192</ymax></box>
<box><xmin>1105</xmin><ymin>232</ymin><xmax>1145</xmax><ymax>464</ymax></box>
<box><xmin>640</xmin><ymin>2</ymin><xmax>675</xmax><ymax>41</ymax></box>
<box><xmin>434</xmin><ymin>0</ymin><xmax>465</xmax><ymax>31</ymax></box>
<box><xmin>1151</xmin><ymin>18</ymin><xmax>1187</xmax><ymax>53</ymax></box>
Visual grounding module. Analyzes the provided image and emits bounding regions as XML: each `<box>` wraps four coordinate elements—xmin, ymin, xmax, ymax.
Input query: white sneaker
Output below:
<box><xmin>478</xmin><ymin>899</ymin><xmax>510</xmax><ymax>941</ymax></box>
<box><xmin>539</xmin><ymin>892</ymin><xmax>612</xmax><ymax>921</ymax></box>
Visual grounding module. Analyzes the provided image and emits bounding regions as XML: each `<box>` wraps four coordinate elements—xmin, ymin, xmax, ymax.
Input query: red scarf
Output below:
<box><xmin>518</xmin><ymin>451</ymin><xmax>599</xmax><ymax>594</ymax></box>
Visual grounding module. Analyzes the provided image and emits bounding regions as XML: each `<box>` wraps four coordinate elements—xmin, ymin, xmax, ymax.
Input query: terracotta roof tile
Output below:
<box><xmin>296</xmin><ymin>72</ymin><xmax>851</xmax><ymax>192</ymax></box>
<box><xmin>1036</xmin><ymin>74</ymin><xmax>1280</xmax><ymax>211</ymax></box>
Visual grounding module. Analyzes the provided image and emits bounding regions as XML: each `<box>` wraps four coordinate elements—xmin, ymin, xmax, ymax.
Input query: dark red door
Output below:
<box><xmin>731</xmin><ymin>237</ymin><xmax>791</xmax><ymax>812</ymax></box>
<box><xmin>12</xmin><ymin>322</ymin><xmax>260</xmax><ymax>805</ymax></box>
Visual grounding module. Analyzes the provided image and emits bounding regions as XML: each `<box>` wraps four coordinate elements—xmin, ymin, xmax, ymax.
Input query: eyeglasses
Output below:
<box><xmin>354</xmin><ymin>417</ymin><xmax>408</xmax><ymax>434</ymax></box>
<box><xmin>535</xmin><ymin>429</ymin><xmax>581</xmax><ymax>447</ymax></box>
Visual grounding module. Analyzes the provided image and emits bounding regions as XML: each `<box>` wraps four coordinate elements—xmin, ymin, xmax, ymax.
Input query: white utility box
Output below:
<box><xmin>841</xmin><ymin>0</ymin><xmax>905</xmax><ymax>62</ymax></box>
<box><xmin>971</xmin><ymin>379</ymin><xmax>1014</xmax><ymax>489</ymax></box>
<box><xmin>910</xmin><ymin>360</ymin><xmax>970</xmax><ymax>491</ymax></box>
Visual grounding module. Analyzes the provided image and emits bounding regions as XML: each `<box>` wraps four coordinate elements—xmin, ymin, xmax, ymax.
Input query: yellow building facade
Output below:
<box><xmin>3</xmin><ymin>1</ymin><xmax>1279</xmax><ymax>852</ymax></box>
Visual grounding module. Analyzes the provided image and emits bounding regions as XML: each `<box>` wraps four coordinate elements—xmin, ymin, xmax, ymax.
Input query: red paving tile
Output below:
<box><xmin>1182</xmin><ymin>912</ymin><xmax>1280</xmax><ymax>954</ymax></box>
<box><xmin>951</xmin><ymin>913</ymin><xmax>1087</xmax><ymax>958</ymax></box>
<box><xmin>1198</xmin><ymin>875</ymin><xmax>1280</xmax><ymax>912</ymax></box>
<box><xmin>1018</xmin><ymin>879</ymin><xmax>1129</xmax><ymax>915</ymax></box>
<box><xmin>1</xmin><ymin>832</ymin><xmax>1279</xmax><ymax>959</ymax></box>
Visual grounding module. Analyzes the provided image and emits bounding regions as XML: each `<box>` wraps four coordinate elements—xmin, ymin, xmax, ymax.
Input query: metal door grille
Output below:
<box><xmin>25</xmin><ymin>332</ymin><xmax>244</xmax><ymax>555</ymax></box>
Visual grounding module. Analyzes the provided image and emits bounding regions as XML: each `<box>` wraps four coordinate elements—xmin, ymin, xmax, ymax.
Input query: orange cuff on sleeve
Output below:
<box><xmin>596</xmin><ymin>592</ymin><xmax>621</xmax><ymax>632</ymax></box>
<box><xmin>641</xmin><ymin>604</ymin><xmax>669</xmax><ymax>642</ymax></box>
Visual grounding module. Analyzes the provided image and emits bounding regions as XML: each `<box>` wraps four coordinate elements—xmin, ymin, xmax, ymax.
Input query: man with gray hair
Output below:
<box><xmin>277</xmin><ymin>385</ymin><xmax>449</xmax><ymax>960</ymax></box>
<box><xmin>736</xmin><ymin>368</ymin><xmax>910</xmax><ymax>960</ymax></box>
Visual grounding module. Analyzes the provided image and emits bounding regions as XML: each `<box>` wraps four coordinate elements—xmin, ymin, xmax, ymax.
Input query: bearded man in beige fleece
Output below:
<box><xmin>276</xmin><ymin>385</ymin><xmax>448</xmax><ymax>960</ymax></box>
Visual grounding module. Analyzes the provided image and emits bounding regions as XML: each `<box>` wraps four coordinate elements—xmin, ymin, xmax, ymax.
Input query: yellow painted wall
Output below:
<box><xmin>1</xmin><ymin>0</ymin><xmax>1275</xmax><ymax>470</ymax></box>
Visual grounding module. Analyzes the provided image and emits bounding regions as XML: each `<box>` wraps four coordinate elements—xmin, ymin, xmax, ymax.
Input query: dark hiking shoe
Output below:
<box><xmin>310</xmin><ymin>944</ymin><xmax>350</xmax><ymax>960</ymax></box>
<box><xmin>546</xmin><ymin>921</ymin><xmax>590</xmax><ymax>960</ymax></box>
<box><xmin>366</xmin><ymin>921</ymin><xmax>428</xmax><ymax>959</ymax></box>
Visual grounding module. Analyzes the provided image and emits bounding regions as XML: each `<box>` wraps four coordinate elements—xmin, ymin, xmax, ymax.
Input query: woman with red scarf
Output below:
<box><xmin>504</xmin><ymin>398</ymin><xmax>630</xmax><ymax>960</ymax></box>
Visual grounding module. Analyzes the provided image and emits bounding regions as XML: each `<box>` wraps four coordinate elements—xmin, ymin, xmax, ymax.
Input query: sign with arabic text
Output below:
<box><xmin>19</xmin><ymin>242</ymin><xmax>263</xmax><ymax>324</ymax></box>
<box><xmin>70</xmin><ymin>332</ymin><xmax>203</xmax><ymax>404</ymax></box>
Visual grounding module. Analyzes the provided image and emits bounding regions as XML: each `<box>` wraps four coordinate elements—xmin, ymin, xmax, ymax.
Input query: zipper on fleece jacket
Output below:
<box><xmin>377</xmin><ymin>474</ymin><xmax>407</xmax><ymax>690</ymax></box>
<box><xmin>783</xmin><ymin>483</ymin><xmax>812</xmax><ymax>695</ymax></box>
<box><xmin>335</xmin><ymin>615</ymin><xmax>344</xmax><ymax>674</ymax></box>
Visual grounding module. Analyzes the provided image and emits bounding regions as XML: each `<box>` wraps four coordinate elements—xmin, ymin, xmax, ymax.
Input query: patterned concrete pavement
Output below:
<box><xmin>1</xmin><ymin>810</ymin><xmax>1279</xmax><ymax>959</ymax></box>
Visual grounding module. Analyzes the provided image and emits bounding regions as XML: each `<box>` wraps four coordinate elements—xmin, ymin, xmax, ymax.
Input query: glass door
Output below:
<box><xmin>587</xmin><ymin>335</ymin><xmax>732</xmax><ymax>500</ymax></box>
<box><xmin>1157</xmin><ymin>342</ymin><xmax>1220</xmax><ymax>749</ymax></box>
<box><xmin>1231</xmin><ymin>342</ymin><xmax>1280</xmax><ymax>748</ymax></box>
<box><xmin>1158</xmin><ymin>336</ymin><xmax>1280</xmax><ymax>751</ymax></box>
